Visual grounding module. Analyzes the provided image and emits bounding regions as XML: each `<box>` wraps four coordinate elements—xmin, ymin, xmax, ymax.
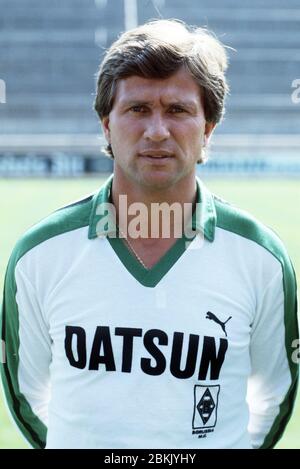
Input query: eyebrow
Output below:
<box><xmin>121</xmin><ymin>100</ymin><xmax>199</xmax><ymax>111</ymax></box>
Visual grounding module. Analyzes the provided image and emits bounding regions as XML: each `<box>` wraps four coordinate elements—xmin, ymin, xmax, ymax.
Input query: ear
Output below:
<box><xmin>204</xmin><ymin>121</ymin><xmax>216</xmax><ymax>146</ymax></box>
<box><xmin>101</xmin><ymin>116</ymin><xmax>111</xmax><ymax>143</ymax></box>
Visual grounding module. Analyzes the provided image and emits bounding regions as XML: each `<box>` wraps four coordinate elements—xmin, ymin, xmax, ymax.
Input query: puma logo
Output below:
<box><xmin>206</xmin><ymin>312</ymin><xmax>232</xmax><ymax>337</ymax></box>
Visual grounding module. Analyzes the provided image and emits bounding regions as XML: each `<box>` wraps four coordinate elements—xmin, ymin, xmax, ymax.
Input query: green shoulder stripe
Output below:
<box><xmin>0</xmin><ymin>194</ymin><xmax>93</xmax><ymax>448</ymax></box>
<box><xmin>214</xmin><ymin>196</ymin><xmax>299</xmax><ymax>449</ymax></box>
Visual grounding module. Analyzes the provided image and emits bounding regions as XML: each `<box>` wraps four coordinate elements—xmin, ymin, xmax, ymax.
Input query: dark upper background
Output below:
<box><xmin>0</xmin><ymin>0</ymin><xmax>300</xmax><ymax>168</ymax></box>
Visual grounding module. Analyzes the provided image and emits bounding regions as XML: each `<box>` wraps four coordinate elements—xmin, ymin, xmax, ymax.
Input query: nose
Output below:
<box><xmin>143</xmin><ymin>114</ymin><xmax>170</xmax><ymax>142</ymax></box>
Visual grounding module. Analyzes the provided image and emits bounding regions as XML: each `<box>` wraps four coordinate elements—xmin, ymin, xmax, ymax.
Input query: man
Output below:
<box><xmin>1</xmin><ymin>19</ymin><xmax>298</xmax><ymax>449</ymax></box>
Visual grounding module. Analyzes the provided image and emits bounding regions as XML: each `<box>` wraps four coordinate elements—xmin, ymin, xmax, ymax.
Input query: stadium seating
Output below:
<box><xmin>0</xmin><ymin>0</ymin><xmax>300</xmax><ymax>173</ymax></box>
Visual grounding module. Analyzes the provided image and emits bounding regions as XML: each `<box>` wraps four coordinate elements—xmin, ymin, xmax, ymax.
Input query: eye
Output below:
<box><xmin>130</xmin><ymin>105</ymin><xmax>148</xmax><ymax>113</ymax></box>
<box><xmin>168</xmin><ymin>105</ymin><xmax>187</xmax><ymax>114</ymax></box>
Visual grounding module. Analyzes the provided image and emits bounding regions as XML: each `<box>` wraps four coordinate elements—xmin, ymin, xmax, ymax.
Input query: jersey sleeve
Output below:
<box><xmin>247</xmin><ymin>259</ymin><xmax>299</xmax><ymax>449</ymax></box>
<box><xmin>0</xmin><ymin>253</ymin><xmax>51</xmax><ymax>449</ymax></box>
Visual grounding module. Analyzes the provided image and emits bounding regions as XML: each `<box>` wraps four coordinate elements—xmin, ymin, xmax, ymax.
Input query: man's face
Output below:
<box><xmin>102</xmin><ymin>67</ymin><xmax>215</xmax><ymax>191</ymax></box>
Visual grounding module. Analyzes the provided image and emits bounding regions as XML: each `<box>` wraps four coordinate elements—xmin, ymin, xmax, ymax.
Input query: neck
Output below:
<box><xmin>111</xmin><ymin>170</ymin><xmax>197</xmax><ymax>240</ymax></box>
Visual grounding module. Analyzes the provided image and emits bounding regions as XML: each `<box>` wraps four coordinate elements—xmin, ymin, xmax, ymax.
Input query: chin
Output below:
<box><xmin>140</xmin><ymin>172</ymin><xmax>179</xmax><ymax>190</ymax></box>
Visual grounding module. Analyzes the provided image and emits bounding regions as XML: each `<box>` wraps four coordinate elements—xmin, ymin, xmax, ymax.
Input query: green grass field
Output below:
<box><xmin>0</xmin><ymin>177</ymin><xmax>299</xmax><ymax>449</ymax></box>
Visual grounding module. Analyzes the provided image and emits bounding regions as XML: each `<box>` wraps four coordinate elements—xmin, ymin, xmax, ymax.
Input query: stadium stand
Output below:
<box><xmin>0</xmin><ymin>0</ymin><xmax>300</xmax><ymax>175</ymax></box>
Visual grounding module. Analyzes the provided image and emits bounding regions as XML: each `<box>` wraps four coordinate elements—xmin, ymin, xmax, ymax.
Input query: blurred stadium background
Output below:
<box><xmin>0</xmin><ymin>0</ymin><xmax>299</xmax><ymax>449</ymax></box>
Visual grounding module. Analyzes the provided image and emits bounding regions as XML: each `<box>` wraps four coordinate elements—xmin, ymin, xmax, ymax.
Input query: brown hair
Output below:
<box><xmin>94</xmin><ymin>19</ymin><xmax>230</xmax><ymax>161</ymax></box>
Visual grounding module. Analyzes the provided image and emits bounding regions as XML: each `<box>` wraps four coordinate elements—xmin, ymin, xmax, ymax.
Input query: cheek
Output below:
<box><xmin>110</xmin><ymin>118</ymin><xmax>144</xmax><ymax>158</ymax></box>
<box><xmin>112</xmin><ymin>114</ymin><xmax>144</xmax><ymax>133</ymax></box>
<box><xmin>174</xmin><ymin>121</ymin><xmax>203</xmax><ymax>148</ymax></box>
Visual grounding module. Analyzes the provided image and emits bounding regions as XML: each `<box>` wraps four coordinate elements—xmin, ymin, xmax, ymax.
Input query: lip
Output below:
<box><xmin>139</xmin><ymin>154</ymin><xmax>173</xmax><ymax>164</ymax></box>
<box><xmin>139</xmin><ymin>150</ymin><xmax>174</xmax><ymax>157</ymax></box>
<box><xmin>138</xmin><ymin>151</ymin><xmax>174</xmax><ymax>164</ymax></box>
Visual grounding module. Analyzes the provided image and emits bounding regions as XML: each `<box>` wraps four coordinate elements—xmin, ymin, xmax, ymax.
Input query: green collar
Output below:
<box><xmin>88</xmin><ymin>174</ymin><xmax>216</xmax><ymax>287</ymax></box>
<box><xmin>88</xmin><ymin>174</ymin><xmax>216</xmax><ymax>242</ymax></box>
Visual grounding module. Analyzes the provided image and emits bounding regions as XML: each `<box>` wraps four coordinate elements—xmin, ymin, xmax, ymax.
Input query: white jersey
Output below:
<box><xmin>1</xmin><ymin>175</ymin><xmax>298</xmax><ymax>449</ymax></box>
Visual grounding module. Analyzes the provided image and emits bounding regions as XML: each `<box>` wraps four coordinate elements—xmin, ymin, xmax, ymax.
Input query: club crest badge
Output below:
<box><xmin>193</xmin><ymin>385</ymin><xmax>220</xmax><ymax>430</ymax></box>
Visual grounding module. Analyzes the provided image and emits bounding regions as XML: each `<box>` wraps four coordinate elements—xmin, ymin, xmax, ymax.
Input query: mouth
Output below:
<box><xmin>138</xmin><ymin>152</ymin><xmax>174</xmax><ymax>162</ymax></box>
<box><xmin>141</xmin><ymin>155</ymin><xmax>170</xmax><ymax>159</ymax></box>
<box><xmin>139</xmin><ymin>155</ymin><xmax>173</xmax><ymax>166</ymax></box>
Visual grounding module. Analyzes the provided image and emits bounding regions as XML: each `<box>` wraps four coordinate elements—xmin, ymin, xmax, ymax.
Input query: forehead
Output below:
<box><xmin>114</xmin><ymin>67</ymin><xmax>202</xmax><ymax>105</ymax></box>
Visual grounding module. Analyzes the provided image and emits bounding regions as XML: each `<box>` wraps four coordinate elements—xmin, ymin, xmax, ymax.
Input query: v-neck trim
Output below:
<box><xmin>107</xmin><ymin>232</ymin><xmax>192</xmax><ymax>287</ymax></box>
<box><xmin>88</xmin><ymin>174</ymin><xmax>217</xmax><ymax>287</ymax></box>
